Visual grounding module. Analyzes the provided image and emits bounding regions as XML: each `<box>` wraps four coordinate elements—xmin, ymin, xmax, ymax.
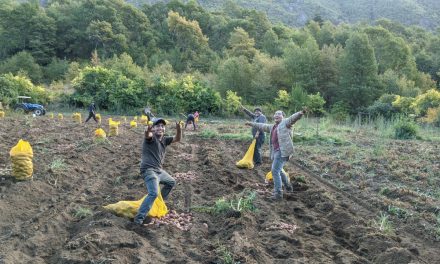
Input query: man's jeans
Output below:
<box><xmin>134</xmin><ymin>168</ymin><xmax>176</xmax><ymax>224</ymax></box>
<box><xmin>253</xmin><ymin>135</ymin><xmax>264</xmax><ymax>164</ymax></box>
<box><xmin>271</xmin><ymin>150</ymin><xmax>289</xmax><ymax>197</ymax></box>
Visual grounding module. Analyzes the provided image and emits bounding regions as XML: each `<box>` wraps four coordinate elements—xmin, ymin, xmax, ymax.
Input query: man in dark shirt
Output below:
<box><xmin>241</xmin><ymin>105</ymin><xmax>267</xmax><ymax>166</ymax></box>
<box><xmin>85</xmin><ymin>102</ymin><xmax>98</xmax><ymax>123</ymax></box>
<box><xmin>134</xmin><ymin>118</ymin><xmax>181</xmax><ymax>225</ymax></box>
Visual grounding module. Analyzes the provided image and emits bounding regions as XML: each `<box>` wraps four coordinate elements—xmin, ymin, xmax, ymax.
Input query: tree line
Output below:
<box><xmin>0</xmin><ymin>0</ymin><xmax>440</xmax><ymax>122</ymax></box>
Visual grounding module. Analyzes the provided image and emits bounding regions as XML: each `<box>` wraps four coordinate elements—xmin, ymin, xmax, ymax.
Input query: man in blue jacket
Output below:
<box><xmin>241</xmin><ymin>105</ymin><xmax>267</xmax><ymax>166</ymax></box>
<box><xmin>85</xmin><ymin>102</ymin><xmax>98</xmax><ymax>123</ymax></box>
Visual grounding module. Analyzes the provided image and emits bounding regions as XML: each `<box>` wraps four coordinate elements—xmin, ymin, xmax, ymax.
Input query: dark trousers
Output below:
<box><xmin>85</xmin><ymin>112</ymin><xmax>97</xmax><ymax>123</ymax></box>
<box><xmin>185</xmin><ymin>117</ymin><xmax>196</xmax><ymax>130</ymax></box>
<box><xmin>253</xmin><ymin>134</ymin><xmax>264</xmax><ymax>164</ymax></box>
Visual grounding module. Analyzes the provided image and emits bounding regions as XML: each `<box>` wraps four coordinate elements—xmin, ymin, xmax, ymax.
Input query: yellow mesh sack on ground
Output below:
<box><xmin>265</xmin><ymin>169</ymin><xmax>289</xmax><ymax>183</ymax></box>
<box><xmin>133</xmin><ymin>116</ymin><xmax>138</xmax><ymax>120</ymax></box>
<box><xmin>72</xmin><ymin>112</ymin><xmax>82</xmax><ymax>123</ymax></box>
<box><xmin>109</xmin><ymin>120</ymin><xmax>120</xmax><ymax>136</ymax></box>
<box><xmin>103</xmin><ymin>193</ymin><xmax>168</xmax><ymax>219</ymax></box>
<box><xmin>58</xmin><ymin>113</ymin><xmax>63</xmax><ymax>120</ymax></box>
<box><xmin>95</xmin><ymin>128</ymin><xmax>106</xmax><ymax>138</ymax></box>
<box><xmin>140</xmin><ymin>115</ymin><xmax>148</xmax><ymax>125</ymax></box>
<box><xmin>49</xmin><ymin>113</ymin><xmax>54</xmax><ymax>119</ymax></box>
<box><xmin>10</xmin><ymin>139</ymin><xmax>33</xmax><ymax>180</ymax></box>
<box><xmin>0</xmin><ymin>111</ymin><xmax>5</xmax><ymax>118</ymax></box>
<box><xmin>236</xmin><ymin>139</ymin><xmax>256</xmax><ymax>169</ymax></box>
<box><xmin>96</xmin><ymin>113</ymin><xmax>101</xmax><ymax>124</ymax></box>
<box><xmin>130</xmin><ymin>120</ymin><xmax>137</xmax><ymax>128</ymax></box>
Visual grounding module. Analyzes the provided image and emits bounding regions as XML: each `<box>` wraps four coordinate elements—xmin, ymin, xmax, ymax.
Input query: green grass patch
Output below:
<box><xmin>193</xmin><ymin>190</ymin><xmax>257</xmax><ymax>215</ymax></box>
<box><xmin>50</xmin><ymin>158</ymin><xmax>66</xmax><ymax>171</ymax></box>
<box><xmin>372</xmin><ymin>213</ymin><xmax>395</xmax><ymax>235</ymax></box>
<box><xmin>292</xmin><ymin>134</ymin><xmax>346</xmax><ymax>145</ymax></box>
<box><xmin>387</xmin><ymin>205</ymin><xmax>410</xmax><ymax>219</ymax></box>
<box><xmin>73</xmin><ymin>207</ymin><xmax>93</xmax><ymax>219</ymax></box>
<box><xmin>200</xmin><ymin>129</ymin><xmax>253</xmax><ymax>141</ymax></box>
<box><xmin>217</xmin><ymin>245</ymin><xmax>240</xmax><ymax>264</ymax></box>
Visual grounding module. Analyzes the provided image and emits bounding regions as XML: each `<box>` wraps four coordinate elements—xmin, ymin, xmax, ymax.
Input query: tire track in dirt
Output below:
<box><xmin>289</xmin><ymin>160</ymin><xmax>436</xmax><ymax>264</ymax></box>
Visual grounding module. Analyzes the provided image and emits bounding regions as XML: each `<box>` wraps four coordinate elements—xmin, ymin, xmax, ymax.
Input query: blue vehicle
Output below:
<box><xmin>15</xmin><ymin>96</ymin><xmax>46</xmax><ymax>116</ymax></box>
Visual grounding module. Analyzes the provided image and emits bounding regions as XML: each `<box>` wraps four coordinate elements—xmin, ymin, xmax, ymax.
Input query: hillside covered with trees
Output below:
<box><xmin>1</xmin><ymin>0</ymin><xmax>440</xmax><ymax>124</ymax></box>
<box><xmin>131</xmin><ymin>0</ymin><xmax>440</xmax><ymax>30</ymax></box>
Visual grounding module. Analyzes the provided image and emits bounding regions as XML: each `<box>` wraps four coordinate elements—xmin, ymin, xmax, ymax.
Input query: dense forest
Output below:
<box><xmin>0</xmin><ymin>0</ymin><xmax>440</xmax><ymax>123</ymax></box>
<box><xmin>134</xmin><ymin>0</ymin><xmax>440</xmax><ymax>30</ymax></box>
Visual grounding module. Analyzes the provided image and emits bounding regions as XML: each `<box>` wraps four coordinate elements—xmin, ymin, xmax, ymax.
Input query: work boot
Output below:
<box><xmin>269</xmin><ymin>193</ymin><xmax>283</xmax><ymax>201</ymax></box>
<box><xmin>285</xmin><ymin>184</ymin><xmax>293</xmax><ymax>193</ymax></box>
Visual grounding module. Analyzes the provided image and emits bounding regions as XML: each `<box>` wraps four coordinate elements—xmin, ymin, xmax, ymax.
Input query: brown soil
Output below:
<box><xmin>0</xmin><ymin>116</ymin><xmax>438</xmax><ymax>263</ymax></box>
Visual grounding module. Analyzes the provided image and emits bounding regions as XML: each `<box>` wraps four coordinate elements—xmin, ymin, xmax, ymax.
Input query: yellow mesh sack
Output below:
<box><xmin>130</xmin><ymin>120</ymin><xmax>137</xmax><ymax>128</ymax></box>
<box><xmin>133</xmin><ymin>116</ymin><xmax>138</xmax><ymax>121</ymax></box>
<box><xmin>72</xmin><ymin>112</ymin><xmax>82</xmax><ymax>123</ymax></box>
<box><xmin>265</xmin><ymin>169</ymin><xmax>289</xmax><ymax>183</ymax></box>
<box><xmin>109</xmin><ymin>120</ymin><xmax>120</xmax><ymax>136</ymax></box>
<box><xmin>96</xmin><ymin>113</ymin><xmax>101</xmax><ymax>124</ymax></box>
<box><xmin>94</xmin><ymin>128</ymin><xmax>106</xmax><ymax>138</ymax></box>
<box><xmin>236</xmin><ymin>139</ymin><xmax>256</xmax><ymax>169</ymax></box>
<box><xmin>0</xmin><ymin>111</ymin><xmax>5</xmax><ymax>118</ymax></box>
<box><xmin>9</xmin><ymin>139</ymin><xmax>33</xmax><ymax>180</ymax></box>
<box><xmin>103</xmin><ymin>193</ymin><xmax>168</xmax><ymax>219</ymax></box>
<box><xmin>140</xmin><ymin>115</ymin><xmax>149</xmax><ymax>125</ymax></box>
<box><xmin>49</xmin><ymin>113</ymin><xmax>54</xmax><ymax>119</ymax></box>
<box><xmin>58</xmin><ymin>113</ymin><xmax>63</xmax><ymax>120</ymax></box>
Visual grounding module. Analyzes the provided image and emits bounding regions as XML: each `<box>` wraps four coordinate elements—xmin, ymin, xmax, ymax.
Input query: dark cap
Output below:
<box><xmin>152</xmin><ymin>118</ymin><xmax>167</xmax><ymax>126</ymax></box>
<box><xmin>254</xmin><ymin>107</ymin><xmax>262</xmax><ymax>112</ymax></box>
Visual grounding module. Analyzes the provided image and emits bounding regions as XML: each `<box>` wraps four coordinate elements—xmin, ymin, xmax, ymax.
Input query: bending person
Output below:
<box><xmin>241</xmin><ymin>105</ymin><xmax>267</xmax><ymax>166</ymax></box>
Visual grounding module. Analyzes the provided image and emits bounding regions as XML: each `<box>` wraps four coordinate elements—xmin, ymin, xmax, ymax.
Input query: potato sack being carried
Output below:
<box><xmin>236</xmin><ymin>139</ymin><xmax>256</xmax><ymax>169</ymax></box>
<box><xmin>10</xmin><ymin>139</ymin><xmax>33</xmax><ymax>180</ymax></box>
<box><xmin>103</xmin><ymin>192</ymin><xmax>168</xmax><ymax>219</ymax></box>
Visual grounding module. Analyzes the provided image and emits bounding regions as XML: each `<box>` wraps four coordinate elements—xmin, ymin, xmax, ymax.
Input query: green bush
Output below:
<box><xmin>43</xmin><ymin>58</ymin><xmax>69</xmax><ymax>83</ymax></box>
<box><xmin>367</xmin><ymin>101</ymin><xmax>396</xmax><ymax>118</ymax></box>
<box><xmin>393</xmin><ymin>119</ymin><xmax>418</xmax><ymax>139</ymax></box>
<box><xmin>330</xmin><ymin>101</ymin><xmax>350</xmax><ymax>122</ymax></box>
<box><xmin>0</xmin><ymin>73</ymin><xmax>51</xmax><ymax>106</ymax></box>
<box><xmin>71</xmin><ymin>66</ymin><xmax>143</xmax><ymax>111</ymax></box>
<box><xmin>0</xmin><ymin>51</ymin><xmax>43</xmax><ymax>84</ymax></box>
<box><xmin>413</xmin><ymin>89</ymin><xmax>440</xmax><ymax>116</ymax></box>
<box><xmin>223</xmin><ymin>90</ymin><xmax>242</xmax><ymax>116</ymax></box>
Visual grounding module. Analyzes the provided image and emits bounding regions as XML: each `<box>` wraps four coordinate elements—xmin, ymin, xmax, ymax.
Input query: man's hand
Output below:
<box><xmin>145</xmin><ymin>125</ymin><xmax>153</xmax><ymax>139</ymax></box>
<box><xmin>173</xmin><ymin>121</ymin><xmax>182</xmax><ymax>143</ymax></box>
<box><xmin>301</xmin><ymin>106</ymin><xmax>309</xmax><ymax>115</ymax></box>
